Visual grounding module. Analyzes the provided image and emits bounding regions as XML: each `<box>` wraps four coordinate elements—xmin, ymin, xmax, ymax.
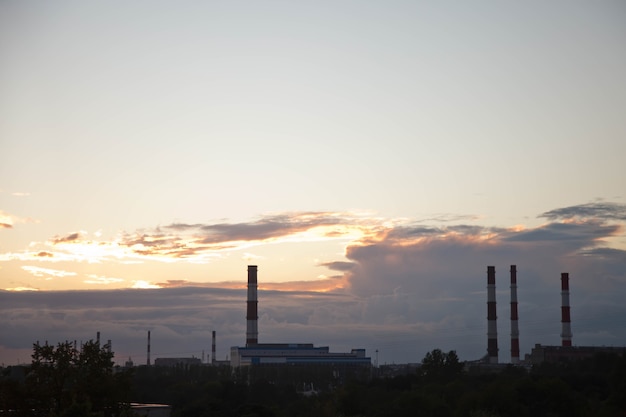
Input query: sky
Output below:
<box><xmin>1</xmin><ymin>1</ymin><xmax>626</xmax><ymax>366</ymax></box>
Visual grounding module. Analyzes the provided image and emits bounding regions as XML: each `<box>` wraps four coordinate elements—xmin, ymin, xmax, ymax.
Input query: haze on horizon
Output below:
<box><xmin>1</xmin><ymin>1</ymin><xmax>625</xmax><ymax>366</ymax></box>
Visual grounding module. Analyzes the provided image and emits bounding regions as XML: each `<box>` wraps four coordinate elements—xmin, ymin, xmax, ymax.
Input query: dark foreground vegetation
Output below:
<box><xmin>1</xmin><ymin>345</ymin><xmax>625</xmax><ymax>417</ymax></box>
<box><xmin>0</xmin><ymin>340</ymin><xmax>134</xmax><ymax>416</ymax></box>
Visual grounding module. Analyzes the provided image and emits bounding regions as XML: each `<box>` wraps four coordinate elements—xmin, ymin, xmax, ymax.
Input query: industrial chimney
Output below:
<box><xmin>246</xmin><ymin>265</ymin><xmax>259</xmax><ymax>346</ymax></box>
<box><xmin>561</xmin><ymin>273</ymin><xmax>573</xmax><ymax>347</ymax></box>
<box><xmin>510</xmin><ymin>265</ymin><xmax>520</xmax><ymax>364</ymax></box>
<box><xmin>487</xmin><ymin>266</ymin><xmax>498</xmax><ymax>363</ymax></box>
<box><xmin>147</xmin><ymin>330</ymin><xmax>151</xmax><ymax>366</ymax></box>
<box><xmin>212</xmin><ymin>330</ymin><xmax>216</xmax><ymax>365</ymax></box>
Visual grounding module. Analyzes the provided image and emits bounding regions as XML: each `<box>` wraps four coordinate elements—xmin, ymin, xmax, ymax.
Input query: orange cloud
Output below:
<box><xmin>21</xmin><ymin>266</ymin><xmax>78</xmax><ymax>278</ymax></box>
<box><xmin>259</xmin><ymin>277</ymin><xmax>347</xmax><ymax>293</ymax></box>
<box><xmin>4</xmin><ymin>205</ymin><xmax>625</xmax><ymax>283</ymax></box>
<box><xmin>51</xmin><ymin>232</ymin><xmax>83</xmax><ymax>244</ymax></box>
<box><xmin>0</xmin><ymin>211</ymin><xmax>15</xmax><ymax>229</ymax></box>
<box><xmin>0</xmin><ymin>210</ymin><xmax>39</xmax><ymax>229</ymax></box>
<box><xmin>4</xmin><ymin>286</ymin><xmax>39</xmax><ymax>292</ymax></box>
<box><xmin>84</xmin><ymin>274</ymin><xmax>125</xmax><ymax>285</ymax></box>
<box><xmin>154</xmin><ymin>276</ymin><xmax>347</xmax><ymax>293</ymax></box>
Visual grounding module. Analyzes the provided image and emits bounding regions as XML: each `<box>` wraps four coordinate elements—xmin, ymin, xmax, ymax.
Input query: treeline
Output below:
<box><xmin>129</xmin><ymin>349</ymin><xmax>626</xmax><ymax>417</ymax></box>
<box><xmin>2</xmin><ymin>346</ymin><xmax>625</xmax><ymax>416</ymax></box>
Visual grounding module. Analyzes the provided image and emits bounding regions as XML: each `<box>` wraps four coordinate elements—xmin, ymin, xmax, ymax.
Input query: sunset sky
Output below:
<box><xmin>1</xmin><ymin>1</ymin><xmax>625</xmax><ymax>366</ymax></box>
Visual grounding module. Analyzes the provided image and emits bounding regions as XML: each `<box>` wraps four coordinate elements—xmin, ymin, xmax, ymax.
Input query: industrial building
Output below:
<box><xmin>230</xmin><ymin>265</ymin><xmax>371</xmax><ymax>369</ymax></box>
<box><xmin>154</xmin><ymin>357</ymin><xmax>202</xmax><ymax>367</ymax></box>
<box><xmin>526</xmin><ymin>344</ymin><xmax>625</xmax><ymax>365</ymax></box>
<box><xmin>481</xmin><ymin>266</ymin><xmax>624</xmax><ymax>366</ymax></box>
<box><xmin>231</xmin><ymin>344</ymin><xmax>370</xmax><ymax>367</ymax></box>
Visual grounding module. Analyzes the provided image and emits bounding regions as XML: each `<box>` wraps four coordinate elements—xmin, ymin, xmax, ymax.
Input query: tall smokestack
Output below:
<box><xmin>97</xmin><ymin>331</ymin><xmax>100</xmax><ymax>345</ymax></box>
<box><xmin>561</xmin><ymin>273</ymin><xmax>573</xmax><ymax>347</ymax></box>
<box><xmin>212</xmin><ymin>330</ymin><xmax>216</xmax><ymax>365</ymax></box>
<box><xmin>147</xmin><ymin>330</ymin><xmax>151</xmax><ymax>366</ymax></box>
<box><xmin>510</xmin><ymin>265</ymin><xmax>520</xmax><ymax>364</ymax></box>
<box><xmin>246</xmin><ymin>265</ymin><xmax>259</xmax><ymax>346</ymax></box>
<box><xmin>487</xmin><ymin>266</ymin><xmax>498</xmax><ymax>363</ymax></box>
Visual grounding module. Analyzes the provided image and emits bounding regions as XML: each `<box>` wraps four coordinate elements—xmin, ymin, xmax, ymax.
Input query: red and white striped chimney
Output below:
<box><xmin>212</xmin><ymin>330</ymin><xmax>216</xmax><ymax>365</ymax></box>
<box><xmin>561</xmin><ymin>272</ymin><xmax>572</xmax><ymax>347</ymax></box>
<box><xmin>510</xmin><ymin>265</ymin><xmax>520</xmax><ymax>364</ymax></box>
<box><xmin>147</xmin><ymin>330</ymin><xmax>151</xmax><ymax>366</ymax></box>
<box><xmin>246</xmin><ymin>265</ymin><xmax>259</xmax><ymax>346</ymax></box>
<box><xmin>487</xmin><ymin>266</ymin><xmax>498</xmax><ymax>364</ymax></box>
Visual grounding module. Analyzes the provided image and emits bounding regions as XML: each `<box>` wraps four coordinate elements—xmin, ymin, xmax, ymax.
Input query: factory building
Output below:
<box><xmin>230</xmin><ymin>266</ymin><xmax>371</xmax><ymax>370</ymax></box>
<box><xmin>526</xmin><ymin>344</ymin><xmax>625</xmax><ymax>365</ymax></box>
<box><xmin>231</xmin><ymin>344</ymin><xmax>370</xmax><ymax>367</ymax></box>
<box><xmin>154</xmin><ymin>357</ymin><xmax>202</xmax><ymax>367</ymax></box>
<box><xmin>481</xmin><ymin>267</ymin><xmax>625</xmax><ymax>366</ymax></box>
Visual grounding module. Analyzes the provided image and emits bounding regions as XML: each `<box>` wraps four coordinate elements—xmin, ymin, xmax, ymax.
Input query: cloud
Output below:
<box><xmin>1</xmin><ymin>202</ymin><xmax>625</xmax><ymax>365</ymax></box>
<box><xmin>83</xmin><ymin>274</ymin><xmax>125</xmax><ymax>285</ymax></box>
<box><xmin>540</xmin><ymin>202</ymin><xmax>626</xmax><ymax>221</ymax></box>
<box><xmin>380</xmin><ymin>224</ymin><xmax>505</xmax><ymax>244</ymax></box>
<box><xmin>0</xmin><ymin>210</ymin><xmax>40</xmax><ymax>230</ymax></box>
<box><xmin>4</xmin><ymin>211</ymin><xmax>378</xmax><ymax>265</ymax></box>
<box><xmin>51</xmin><ymin>232</ymin><xmax>83</xmax><ymax>244</ymax></box>
<box><xmin>156</xmin><ymin>280</ymin><xmax>200</xmax><ymax>288</ymax></box>
<box><xmin>166</xmin><ymin>212</ymin><xmax>345</xmax><ymax>243</ymax></box>
<box><xmin>21</xmin><ymin>266</ymin><xmax>78</xmax><ymax>278</ymax></box>
<box><xmin>2</xmin><ymin>235</ymin><xmax>626</xmax><ymax>366</ymax></box>
<box><xmin>417</xmin><ymin>213</ymin><xmax>483</xmax><ymax>223</ymax></box>
<box><xmin>318</xmin><ymin>261</ymin><xmax>356</xmax><ymax>272</ymax></box>
<box><xmin>161</xmin><ymin>212</ymin><xmax>379</xmax><ymax>250</ymax></box>
<box><xmin>324</xmin><ymin>201</ymin><xmax>626</xmax><ymax>361</ymax></box>
<box><xmin>0</xmin><ymin>210</ymin><xmax>16</xmax><ymax>229</ymax></box>
<box><xmin>0</xmin><ymin>287</ymin><xmax>256</xmax><ymax>364</ymax></box>
<box><xmin>580</xmin><ymin>247</ymin><xmax>626</xmax><ymax>260</ymax></box>
<box><xmin>0</xmin><ymin>287</ymin><xmax>383</xmax><ymax>365</ymax></box>
<box><xmin>343</xmin><ymin>215</ymin><xmax>624</xmax><ymax>298</ymax></box>
<box><xmin>242</xmin><ymin>252</ymin><xmax>263</xmax><ymax>262</ymax></box>
<box><xmin>502</xmin><ymin>221</ymin><xmax>621</xmax><ymax>245</ymax></box>
<box><xmin>4</xmin><ymin>286</ymin><xmax>38</xmax><ymax>292</ymax></box>
<box><xmin>154</xmin><ymin>277</ymin><xmax>346</xmax><ymax>293</ymax></box>
<box><xmin>258</xmin><ymin>277</ymin><xmax>347</xmax><ymax>292</ymax></box>
<box><xmin>3</xmin><ymin>203</ymin><xmax>626</xmax><ymax>289</ymax></box>
<box><xmin>131</xmin><ymin>280</ymin><xmax>161</xmax><ymax>289</ymax></box>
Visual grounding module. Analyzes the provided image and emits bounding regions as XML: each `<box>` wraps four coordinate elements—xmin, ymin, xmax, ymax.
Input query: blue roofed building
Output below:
<box><xmin>231</xmin><ymin>343</ymin><xmax>370</xmax><ymax>367</ymax></box>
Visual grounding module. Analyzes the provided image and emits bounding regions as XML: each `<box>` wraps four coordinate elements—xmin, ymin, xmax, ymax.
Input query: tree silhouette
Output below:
<box><xmin>420</xmin><ymin>349</ymin><xmax>463</xmax><ymax>381</ymax></box>
<box><xmin>26</xmin><ymin>339</ymin><xmax>132</xmax><ymax>416</ymax></box>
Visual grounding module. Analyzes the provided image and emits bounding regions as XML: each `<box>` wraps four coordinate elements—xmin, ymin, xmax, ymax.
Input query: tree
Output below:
<box><xmin>29</xmin><ymin>340</ymin><xmax>78</xmax><ymax>413</ymax></box>
<box><xmin>420</xmin><ymin>349</ymin><xmax>463</xmax><ymax>381</ymax></box>
<box><xmin>27</xmin><ymin>340</ymin><xmax>132</xmax><ymax>416</ymax></box>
